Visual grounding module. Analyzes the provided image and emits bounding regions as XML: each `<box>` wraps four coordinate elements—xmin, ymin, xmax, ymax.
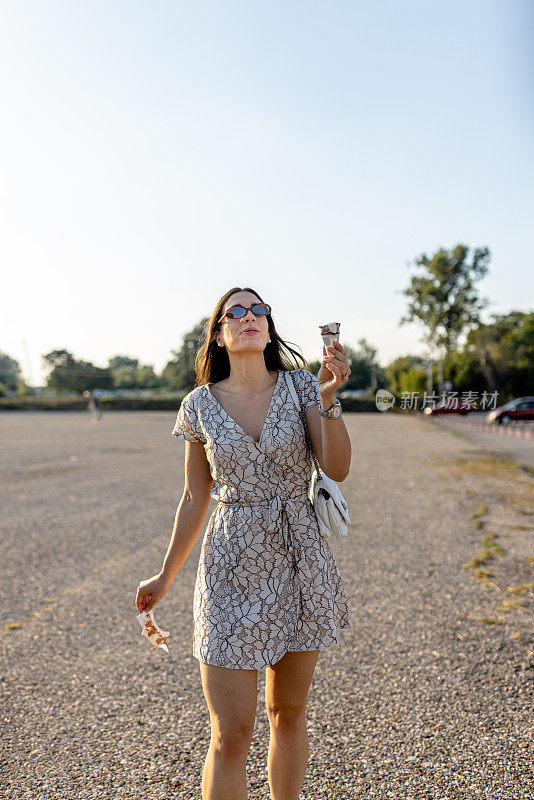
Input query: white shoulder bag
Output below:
<box><xmin>284</xmin><ymin>370</ymin><xmax>351</xmax><ymax>540</ymax></box>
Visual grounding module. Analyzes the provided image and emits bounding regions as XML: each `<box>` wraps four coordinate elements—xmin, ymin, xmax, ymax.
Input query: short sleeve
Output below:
<box><xmin>171</xmin><ymin>391</ymin><xmax>207</xmax><ymax>444</ymax></box>
<box><xmin>297</xmin><ymin>369</ymin><xmax>321</xmax><ymax>411</ymax></box>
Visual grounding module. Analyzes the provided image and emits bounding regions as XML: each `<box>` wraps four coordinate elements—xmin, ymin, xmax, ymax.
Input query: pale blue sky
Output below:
<box><xmin>1</xmin><ymin>1</ymin><xmax>533</xmax><ymax>385</ymax></box>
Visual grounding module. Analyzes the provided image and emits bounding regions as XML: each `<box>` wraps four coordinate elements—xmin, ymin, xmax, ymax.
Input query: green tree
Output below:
<box><xmin>162</xmin><ymin>319</ymin><xmax>208</xmax><ymax>391</ymax></box>
<box><xmin>135</xmin><ymin>364</ymin><xmax>160</xmax><ymax>389</ymax></box>
<box><xmin>441</xmin><ymin>348</ymin><xmax>487</xmax><ymax>396</ymax></box>
<box><xmin>107</xmin><ymin>355</ymin><xmax>160</xmax><ymax>390</ymax></box>
<box><xmin>385</xmin><ymin>355</ymin><xmax>427</xmax><ymax>396</ymax></box>
<box><xmin>342</xmin><ymin>338</ymin><xmax>385</xmax><ymax>392</ymax></box>
<box><xmin>43</xmin><ymin>349</ymin><xmax>113</xmax><ymax>394</ymax></box>
<box><xmin>108</xmin><ymin>355</ymin><xmax>139</xmax><ymax>371</ymax></box>
<box><xmin>307</xmin><ymin>359</ymin><xmax>321</xmax><ymax>376</ymax></box>
<box><xmin>16</xmin><ymin>377</ymin><xmax>32</xmax><ymax>396</ymax></box>
<box><xmin>467</xmin><ymin>311</ymin><xmax>534</xmax><ymax>397</ymax></box>
<box><xmin>108</xmin><ymin>356</ymin><xmax>140</xmax><ymax>389</ymax></box>
<box><xmin>398</xmin><ymin>244</ymin><xmax>491</xmax><ymax>394</ymax></box>
<box><xmin>0</xmin><ymin>352</ymin><xmax>21</xmax><ymax>392</ymax></box>
<box><xmin>310</xmin><ymin>339</ymin><xmax>386</xmax><ymax>392</ymax></box>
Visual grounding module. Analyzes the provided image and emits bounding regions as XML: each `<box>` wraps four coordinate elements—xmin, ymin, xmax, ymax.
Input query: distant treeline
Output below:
<box><xmin>2</xmin><ymin>245</ymin><xmax>533</xmax><ymax>403</ymax></box>
<box><xmin>1</xmin><ymin>309</ymin><xmax>532</xmax><ymax>404</ymax></box>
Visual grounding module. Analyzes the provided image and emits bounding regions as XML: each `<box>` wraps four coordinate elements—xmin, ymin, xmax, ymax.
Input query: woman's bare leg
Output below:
<box><xmin>264</xmin><ymin>649</ymin><xmax>320</xmax><ymax>800</ymax></box>
<box><xmin>199</xmin><ymin>661</ymin><xmax>259</xmax><ymax>800</ymax></box>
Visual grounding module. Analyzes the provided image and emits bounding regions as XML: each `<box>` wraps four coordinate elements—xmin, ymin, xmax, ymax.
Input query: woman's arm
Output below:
<box><xmin>306</xmin><ymin>401</ymin><xmax>351</xmax><ymax>482</ymax></box>
<box><xmin>159</xmin><ymin>441</ymin><xmax>213</xmax><ymax>588</ymax></box>
<box><xmin>305</xmin><ymin>340</ymin><xmax>352</xmax><ymax>482</ymax></box>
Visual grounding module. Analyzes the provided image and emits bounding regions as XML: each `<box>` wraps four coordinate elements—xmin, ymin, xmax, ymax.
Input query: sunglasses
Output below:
<box><xmin>218</xmin><ymin>302</ymin><xmax>271</xmax><ymax>323</ymax></box>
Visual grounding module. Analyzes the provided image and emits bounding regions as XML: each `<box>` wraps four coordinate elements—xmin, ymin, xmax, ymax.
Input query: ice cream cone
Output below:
<box><xmin>319</xmin><ymin>322</ymin><xmax>340</xmax><ymax>349</ymax></box>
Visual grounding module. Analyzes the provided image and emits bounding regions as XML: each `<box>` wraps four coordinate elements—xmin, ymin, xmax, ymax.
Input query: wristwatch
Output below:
<box><xmin>319</xmin><ymin>398</ymin><xmax>342</xmax><ymax>419</ymax></box>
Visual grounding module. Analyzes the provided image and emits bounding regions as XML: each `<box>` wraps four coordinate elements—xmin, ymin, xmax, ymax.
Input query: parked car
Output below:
<box><xmin>486</xmin><ymin>397</ymin><xmax>534</xmax><ymax>425</ymax></box>
<box><xmin>423</xmin><ymin>399</ymin><xmax>471</xmax><ymax>416</ymax></box>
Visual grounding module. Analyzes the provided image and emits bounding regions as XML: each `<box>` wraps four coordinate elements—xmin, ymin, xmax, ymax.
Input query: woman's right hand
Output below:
<box><xmin>135</xmin><ymin>572</ymin><xmax>172</xmax><ymax>614</ymax></box>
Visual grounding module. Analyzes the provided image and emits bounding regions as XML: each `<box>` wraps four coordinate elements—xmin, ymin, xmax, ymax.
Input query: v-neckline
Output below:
<box><xmin>205</xmin><ymin>370</ymin><xmax>282</xmax><ymax>446</ymax></box>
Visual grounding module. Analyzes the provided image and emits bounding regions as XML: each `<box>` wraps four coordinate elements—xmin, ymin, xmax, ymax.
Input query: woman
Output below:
<box><xmin>135</xmin><ymin>287</ymin><xmax>352</xmax><ymax>800</ymax></box>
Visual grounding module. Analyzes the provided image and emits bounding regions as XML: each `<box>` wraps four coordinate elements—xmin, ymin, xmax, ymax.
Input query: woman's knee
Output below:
<box><xmin>266</xmin><ymin>701</ymin><xmax>306</xmax><ymax>733</ymax></box>
<box><xmin>211</xmin><ymin>718</ymin><xmax>255</xmax><ymax>759</ymax></box>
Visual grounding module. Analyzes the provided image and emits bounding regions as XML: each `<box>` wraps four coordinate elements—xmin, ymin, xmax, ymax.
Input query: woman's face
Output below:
<box><xmin>216</xmin><ymin>291</ymin><xmax>270</xmax><ymax>353</ymax></box>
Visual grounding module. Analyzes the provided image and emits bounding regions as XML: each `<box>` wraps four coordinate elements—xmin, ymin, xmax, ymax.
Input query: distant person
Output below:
<box><xmin>136</xmin><ymin>286</ymin><xmax>352</xmax><ymax>799</ymax></box>
<box><xmin>87</xmin><ymin>395</ymin><xmax>101</xmax><ymax>423</ymax></box>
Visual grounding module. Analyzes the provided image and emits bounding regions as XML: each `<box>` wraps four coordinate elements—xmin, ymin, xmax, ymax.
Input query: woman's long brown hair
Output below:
<box><xmin>194</xmin><ymin>287</ymin><xmax>309</xmax><ymax>387</ymax></box>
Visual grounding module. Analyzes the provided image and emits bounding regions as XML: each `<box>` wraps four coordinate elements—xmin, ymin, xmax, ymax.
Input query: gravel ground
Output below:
<box><xmin>1</xmin><ymin>410</ymin><xmax>533</xmax><ymax>799</ymax></box>
<box><xmin>427</xmin><ymin>414</ymin><xmax>534</xmax><ymax>469</ymax></box>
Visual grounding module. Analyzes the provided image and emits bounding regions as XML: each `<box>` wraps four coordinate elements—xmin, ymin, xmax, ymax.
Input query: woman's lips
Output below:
<box><xmin>242</xmin><ymin>329</ymin><xmax>259</xmax><ymax>334</ymax></box>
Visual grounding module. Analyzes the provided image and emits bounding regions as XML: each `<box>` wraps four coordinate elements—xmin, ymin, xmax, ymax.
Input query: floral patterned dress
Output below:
<box><xmin>171</xmin><ymin>368</ymin><xmax>352</xmax><ymax>670</ymax></box>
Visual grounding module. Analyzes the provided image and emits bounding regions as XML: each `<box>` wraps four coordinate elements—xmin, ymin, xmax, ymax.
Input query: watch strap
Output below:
<box><xmin>319</xmin><ymin>398</ymin><xmax>341</xmax><ymax>418</ymax></box>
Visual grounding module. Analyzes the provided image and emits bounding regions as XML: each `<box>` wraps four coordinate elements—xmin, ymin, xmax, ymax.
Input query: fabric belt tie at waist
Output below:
<box><xmin>215</xmin><ymin>495</ymin><xmax>315</xmax><ymax>608</ymax></box>
<box><xmin>217</xmin><ymin>494</ymin><xmax>306</xmax><ymax>554</ymax></box>
<box><xmin>265</xmin><ymin>493</ymin><xmax>292</xmax><ymax>553</ymax></box>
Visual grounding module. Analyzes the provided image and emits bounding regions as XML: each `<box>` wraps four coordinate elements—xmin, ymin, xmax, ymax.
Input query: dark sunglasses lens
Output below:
<box><xmin>227</xmin><ymin>306</ymin><xmax>247</xmax><ymax>319</ymax></box>
<box><xmin>226</xmin><ymin>303</ymin><xmax>270</xmax><ymax>318</ymax></box>
<box><xmin>251</xmin><ymin>303</ymin><xmax>270</xmax><ymax>315</ymax></box>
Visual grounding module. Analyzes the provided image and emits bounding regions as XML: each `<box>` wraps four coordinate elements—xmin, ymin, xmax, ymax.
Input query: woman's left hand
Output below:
<box><xmin>317</xmin><ymin>341</ymin><xmax>351</xmax><ymax>397</ymax></box>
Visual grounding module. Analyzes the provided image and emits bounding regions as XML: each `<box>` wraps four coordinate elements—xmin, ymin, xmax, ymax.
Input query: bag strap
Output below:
<box><xmin>284</xmin><ymin>370</ymin><xmax>322</xmax><ymax>475</ymax></box>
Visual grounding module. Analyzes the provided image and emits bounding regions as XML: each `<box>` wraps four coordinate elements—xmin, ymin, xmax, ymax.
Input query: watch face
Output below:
<box><xmin>321</xmin><ymin>401</ymin><xmax>342</xmax><ymax>418</ymax></box>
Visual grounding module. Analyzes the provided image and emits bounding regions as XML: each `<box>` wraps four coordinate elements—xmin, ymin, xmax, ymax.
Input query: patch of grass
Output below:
<box><xmin>503</xmin><ymin>486</ymin><xmax>534</xmax><ymax>516</ymax></box>
<box><xmin>5</xmin><ymin>622</ymin><xmax>22</xmax><ymax>631</ymax></box>
<box><xmin>463</xmin><ymin>556</ymin><xmax>486</xmax><ymax>570</ymax></box>
<box><xmin>441</xmin><ymin>453</ymin><xmax>523</xmax><ymax>480</ymax></box>
<box><xmin>505</xmin><ymin>582</ymin><xmax>534</xmax><ymax>596</ymax></box>
<box><xmin>467</xmin><ymin>502</ymin><xmax>488</xmax><ymax>530</ymax></box>
<box><xmin>481</xmin><ymin>532</ymin><xmax>506</xmax><ymax>556</ymax></box>
<box><xmin>469</xmin><ymin>502</ymin><xmax>488</xmax><ymax>520</ymax></box>
<box><xmin>463</xmin><ymin>504</ymin><xmax>508</xmax><ymax>589</ymax></box>
<box><xmin>433</xmin><ymin>452</ymin><xmax>533</xmax><ymax>620</ymax></box>
<box><xmin>462</xmin><ymin>550</ymin><xmax>500</xmax><ymax>589</ymax></box>
<box><xmin>473</xmin><ymin>567</ymin><xmax>494</xmax><ymax>581</ymax></box>
<box><xmin>497</xmin><ymin>597</ymin><xmax>527</xmax><ymax>612</ymax></box>
<box><xmin>476</xmin><ymin>548</ymin><xmax>495</xmax><ymax>562</ymax></box>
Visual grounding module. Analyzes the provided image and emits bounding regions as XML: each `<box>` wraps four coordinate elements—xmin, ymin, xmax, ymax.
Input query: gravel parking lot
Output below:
<box><xmin>2</xmin><ymin>409</ymin><xmax>533</xmax><ymax>799</ymax></box>
<box><xmin>425</xmin><ymin>413</ymin><xmax>534</xmax><ymax>470</ymax></box>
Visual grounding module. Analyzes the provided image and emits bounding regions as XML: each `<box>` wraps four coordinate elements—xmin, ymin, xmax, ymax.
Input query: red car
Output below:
<box><xmin>487</xmin><ymin>397</ymin><xmax>534</xmax><ymax>425</ymax></box>
<box><xmin>423</xmin><ymin>399</ymin><xmax>471</xmax><ymax>416</ymax></box>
